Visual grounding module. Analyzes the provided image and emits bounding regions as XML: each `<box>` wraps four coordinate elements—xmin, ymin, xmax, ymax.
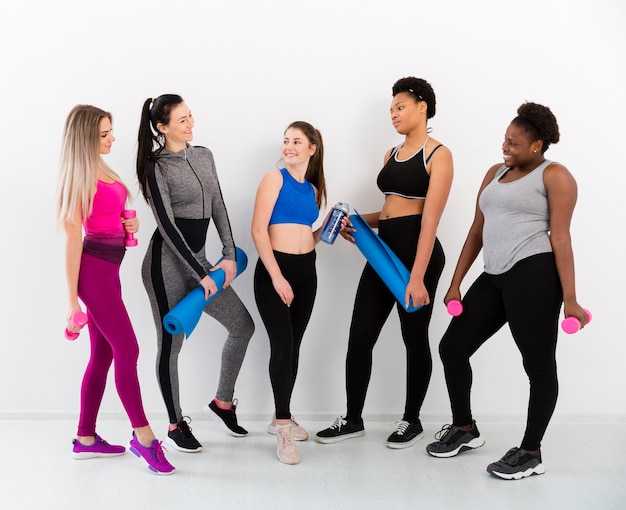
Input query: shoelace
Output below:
<box><xmin>499</xmin><ymin>447</ymin><xmax>522</xmax><ymax>465</ymax></box>
<box><xmin>178</xmin><ymin>416</ymin><xmax>194</xmax><ymax>436</ymax></box>
<box><xmin>330</xmin><ymin>417</ymin><xmax>347</xmax><ymax>431</ymax></box>
<box><xmin>97</xmin><ymin>436</ymin><xmax>111</xmax><ymax>446</ymax></box>
<box><xmin>277</xmin><ymin>427</ymin><xmax>295</xmax><ymax>449</ymax></box>
<box><xmin>152</xmin><ymin>441</ymin><xmax>168</xmax><ymax>462</ymax></box>
<box><xmin>393</xmin><ymin>421</ymin><xmax>410</xmax><ymax>436</ymax></box>
<box><xmin>434</xmin><ymin>424</ymin><xmax>453</xmax><ymax>441</ymax></box>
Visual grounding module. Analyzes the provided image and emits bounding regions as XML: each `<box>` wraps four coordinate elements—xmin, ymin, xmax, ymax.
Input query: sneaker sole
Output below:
<box><xmin>315</xmin><ymin>430</ymin><xmax>365</xmax><ymax>444</ymax></box>
<box><xmin>165</xmin><ymin>436</ymin><xmax>203</xmax><ymax>453</ymax></box>
<box><xmin>267</xmin><ymin>424</ymin><xmax>309</xmax><ymax>441</ymax></box>
<box><xmin>204</xmin><ymin>404</ymin><xmax>248</xmax><ymax>437</ymax></box>
<box><xmin>72</xmin><ymin>451</ymin><xmax>126</xmax><ymax>460</ymax></box>
<box><xmin>277</xmin><ymin>449</ymin><xmax>300</xmax><ymax>465</ymax></box>
<box><xmin>129</xmin><ymin>446</ymin><xmax>176</xmax><ymax>475</ymax></box>
<box><xmin>489</xmin><ymin>464</ymin><xmax>546</xmax><ymax>480</ymax></box>
<box><xmin>386</xmin><ymin>431</ymin><xmax>424</xmax><ymax>449</ymax></box>
<box><xmin>426</xmin><ymin>437</ymin><xmax>485</xmax><ymax>458</ymax></box>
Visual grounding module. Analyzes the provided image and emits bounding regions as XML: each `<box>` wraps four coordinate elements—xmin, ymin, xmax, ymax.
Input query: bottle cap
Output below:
<box><xmin>334</xmin><ymin>202</ymin><xmax>350</xmax><ymax>214</ymax></box>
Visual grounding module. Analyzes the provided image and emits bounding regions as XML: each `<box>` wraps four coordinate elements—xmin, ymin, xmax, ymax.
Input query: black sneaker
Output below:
<box><xmin>426</xmin><ymin>420</ymin><xmax>484</xmax><ymax>458</ymax></box>
<box><xmin>204</xmin><ymin>398</ymin><xmax>248</xmax><ymax>437</ymax></box>
<box><xmin>315</xmin><ymin>416</ymin><xmax>365</xmax><ymax>444</ymax></box>
<box><xmin>166</xmin><ymin>417</ymin><xmax>203</xmax><ymax>452</ymax></box>
<box><xmin>487</xmin><ymin>447</ymin><xmax>545</xmax><ymax>480</ymax></box>
<box><xmin>386</xmin><ymin>420</ymin><xmax>424</xmax><ymax>449</ymax></box>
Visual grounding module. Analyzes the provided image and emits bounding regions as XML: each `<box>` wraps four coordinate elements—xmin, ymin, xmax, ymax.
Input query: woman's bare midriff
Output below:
<box><xmin>268</xmin><ymin>224</ymin><xmax>316</xmax><ymax>254</ymax></box>
<box><xmin>379</xmin><ymin>195</ymin><xmax>425</xmax><ymax>220</ymax></box>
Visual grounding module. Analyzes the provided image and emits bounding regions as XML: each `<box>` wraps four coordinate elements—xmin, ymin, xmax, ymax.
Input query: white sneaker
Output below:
<box><xmin>267</xmin><ymin>415</ymin><xmax>309</xmax><ymax>441</ymax></box>
<box><xmin>276</xmin><ymin>424</ymin><xmax>300</xmax><ymax>465</ymax></box>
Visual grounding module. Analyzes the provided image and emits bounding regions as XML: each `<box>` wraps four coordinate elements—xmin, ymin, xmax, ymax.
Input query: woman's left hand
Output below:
<box><xmin>339</xmin><ymin>216</ymin><xmax>356</xmax><ymax>243</ymax></box>
<box><xmin>405</xmin><ymin>278</ymin><xmax>429</xmax><ymax>310</ymax></box>
<box><xmin>563</xmin><ymin>300</ymin><xmax>590</xmax><ymax>329</ymax></box>
<box><xmin>121</xmin><ymin>215</ymin><xmax>139</xmax><ymax>234</ymax></box>
<box><xmin>211</xmin><ymin>259</ymin><xmax>237</xmax><ymax>288</ymax></box>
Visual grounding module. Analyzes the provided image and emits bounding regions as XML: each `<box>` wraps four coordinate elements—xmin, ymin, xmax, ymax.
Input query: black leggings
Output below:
<box><xmin>439</xmin><ymin>252</ymin><xmax>562</xmax><ymax>451</ymax></box>
<box><xmin>254</xmin><ymin>250</ymin><xmax>317</xmax><ymax>420</ymax></box>
<box><xmin>346</xmin><ymin>215</ymin><xmax>445</xmax><ymax>424</ymax></box>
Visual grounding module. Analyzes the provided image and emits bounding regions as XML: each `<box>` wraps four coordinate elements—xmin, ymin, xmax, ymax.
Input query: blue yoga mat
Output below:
<box><xmin>163</xmin><ymin>247</ymin><xmax>249</xmax><ymax>338</ymax></box>
<box><xmin>351</xmin><ymin>210</ymin><xmax>421</xmax><ymax>313</ymax></box>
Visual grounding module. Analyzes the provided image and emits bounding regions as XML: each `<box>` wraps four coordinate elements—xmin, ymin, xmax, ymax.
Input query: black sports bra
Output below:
<box><xmin>376</xmin><ymin>139</ymin><xmax>442</xmax><ymax>199</ymax></box>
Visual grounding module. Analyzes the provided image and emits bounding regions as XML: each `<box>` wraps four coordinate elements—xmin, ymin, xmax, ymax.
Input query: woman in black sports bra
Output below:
<box><xmin>316</xmin><ymin>77</ymin><xmax>453</xmax><ymax>448</ymax></box>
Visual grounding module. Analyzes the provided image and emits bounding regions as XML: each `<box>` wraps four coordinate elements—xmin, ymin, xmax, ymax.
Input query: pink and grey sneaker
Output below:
<box><xmin>129</xmin><ymin>433</ymin><xmax>175</xmax><ymax>475</ymax></box>
<box><xmin>72</xmin><ymin>434</ymin><xmax>126</xmax><ymax>459</ymax></box>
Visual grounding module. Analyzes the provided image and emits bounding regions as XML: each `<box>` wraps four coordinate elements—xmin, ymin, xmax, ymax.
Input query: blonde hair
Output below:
<box><xmin>56</xmin><ymin>105</ymin><xmax>130</xmax><ymax>226</ymax></box>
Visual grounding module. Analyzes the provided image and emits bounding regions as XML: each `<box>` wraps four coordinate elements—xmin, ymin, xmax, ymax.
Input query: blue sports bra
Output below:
<box><xmin>268</xmin><ymin>168</ymin><xmax>319</xmax><ymax>226</ymax></box>
<box><xmin>376</xmin><ymin>138</ymin><xmax>442</xmax><ymax>199</ymax></box>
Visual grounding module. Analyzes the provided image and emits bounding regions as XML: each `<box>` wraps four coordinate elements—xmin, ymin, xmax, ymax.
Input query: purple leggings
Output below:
<box><xmin>76</xmin><ymin>250</ymin><xmax>148</xmax><ymax>436</ymax></box>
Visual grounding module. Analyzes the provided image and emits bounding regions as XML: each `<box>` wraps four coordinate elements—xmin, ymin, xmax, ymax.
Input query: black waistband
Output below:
<box><xmin>83</xmin><ymin>236</ymin><xmax>125</xmax><ymax>264</ymax></box>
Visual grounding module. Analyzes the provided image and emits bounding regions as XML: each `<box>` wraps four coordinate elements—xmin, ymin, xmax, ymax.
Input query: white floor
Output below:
<box><xmin>3</xmin><ymin>417</ymin><xmax>624</xmax><ymax>510</ymax></box>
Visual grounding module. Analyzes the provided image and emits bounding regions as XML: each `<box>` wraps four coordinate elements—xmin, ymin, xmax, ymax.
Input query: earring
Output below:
<box><xmin>533</xmin><ymin>149</ymin><xmax>537</xmax><ymax>153</ymax></box>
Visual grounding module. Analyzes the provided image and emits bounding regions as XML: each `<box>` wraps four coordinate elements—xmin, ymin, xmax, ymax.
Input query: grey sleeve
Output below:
<box><xmin>206</xmin><ymin>151</ymin><xmax>237</xmax><ymax>261</ymax></box>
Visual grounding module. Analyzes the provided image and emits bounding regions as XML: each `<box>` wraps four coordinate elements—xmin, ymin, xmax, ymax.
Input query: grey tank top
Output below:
<box><xmin>479</xmin><ymin>160</ymin><xmax>554</xmax><ymax>275</ymax></box>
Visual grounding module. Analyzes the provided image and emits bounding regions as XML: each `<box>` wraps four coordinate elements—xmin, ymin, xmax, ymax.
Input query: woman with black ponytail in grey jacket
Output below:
<box><xmin>136</xmin><ymin>94</ymin><xmax>254</xmax><ymax>453</ymax></box>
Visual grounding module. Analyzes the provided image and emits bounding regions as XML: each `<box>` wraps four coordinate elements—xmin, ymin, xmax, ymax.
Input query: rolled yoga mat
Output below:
<box><xmin>163</xmin><ymin>247</ymin><xmax>248</xmax><ymax>338</ymax></box>
<box><xmin>350</xmin><ymin>210</ymin><xmax>422</xmax><ymax>313</ymax></box>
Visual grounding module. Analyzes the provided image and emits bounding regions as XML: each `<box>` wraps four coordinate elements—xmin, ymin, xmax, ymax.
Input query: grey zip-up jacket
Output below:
<box><xmin>146</xmin><ymin>144</ymin><xmax>236</xmax><ymax>283</ymax></box>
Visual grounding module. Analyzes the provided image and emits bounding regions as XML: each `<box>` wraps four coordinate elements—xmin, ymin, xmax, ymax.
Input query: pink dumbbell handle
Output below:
<box><xmin>122</xmin><ymin>210</ymin><xmax>138</xmax><ymax>247</ymax></box>
<box><xmin>65</xmin><ymin>311</ymin><xmax>88</xmax><ymax>341</ymax></box>
<box><xmin>561</xmin><ymin>309</ymin><xmax>592</xmax><ymax>334</ymax></box>
<box><xmin>446</xmin><ymin>299</ymin><xmax>463</xmax><ymax>317</ymax></box>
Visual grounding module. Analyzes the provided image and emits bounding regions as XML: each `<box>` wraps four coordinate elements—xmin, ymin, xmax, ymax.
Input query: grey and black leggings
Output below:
<box><xmin>254</xmin><ymin>250</ymin><xmax>317</xmax><ymax>420</ymax></box>
<box><xmin>439</xmin><ymin>252</ymin><xmax>562</xmax><ymax>451</ymax></box>
<box><xmin>346</xmin><ymin>214</ymin><xmax>445</xmax><ymax>424</ymax></box>
<box><xmin>143</xmin><ymin>232</ymin><xmax>254</xmax><ymax>424</ymax></box>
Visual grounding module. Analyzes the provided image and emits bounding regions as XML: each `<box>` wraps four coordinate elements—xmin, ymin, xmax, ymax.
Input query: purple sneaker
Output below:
<box><xmin>129</xmin><ymin>433</ymin><xmax>176</xmax><ymax>475</ymax></box>
<box><xmin>72</xmin><ymin>434</ymin><xmax>126</xmax><ymax>459</ymax></box>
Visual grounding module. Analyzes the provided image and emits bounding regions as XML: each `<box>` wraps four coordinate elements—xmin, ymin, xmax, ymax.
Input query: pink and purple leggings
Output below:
<box><xmin>76</xmin><ymin>240</ymin><xmax>148</xmax><ymax>436</ymax></box>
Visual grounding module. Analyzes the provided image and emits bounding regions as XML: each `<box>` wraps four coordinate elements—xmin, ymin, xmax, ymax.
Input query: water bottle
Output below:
<box><xmin>320</xmin><ymin>202</ymin><xmax>350</xmax><ymax>244</ymax></box>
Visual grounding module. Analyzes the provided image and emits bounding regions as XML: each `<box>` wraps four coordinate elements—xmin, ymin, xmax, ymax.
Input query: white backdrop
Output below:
<box><xmin>1</xmin><ymin>0</ymin><xmax>624</xmax><ymax>423</ymax></box>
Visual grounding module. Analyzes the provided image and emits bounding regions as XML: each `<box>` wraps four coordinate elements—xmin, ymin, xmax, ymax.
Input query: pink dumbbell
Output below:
<box><xmin>122</xmin><ymin>210</ymin><xmax>138</xmax><ymax>247</ymax></box>
<box><xmin>65</xmin><ymin>311</ymin><xmax>88</xmax><ymax>341</ymax></box>
<box><xmin>446</xmin><ymin>299</ymin><xmax>463</xmax><ymax>317</ymax></box>
<box><xmin>561</xmin><ymin>309</ymin><xmax>592</xmax><ymax>334</ymax></box>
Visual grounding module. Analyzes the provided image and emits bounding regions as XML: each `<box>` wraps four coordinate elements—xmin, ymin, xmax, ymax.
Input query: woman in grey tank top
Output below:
<box><xmin>426</xmin><ymin>102</ymin><xmax>588</xmax><ymax>480</ymax></box>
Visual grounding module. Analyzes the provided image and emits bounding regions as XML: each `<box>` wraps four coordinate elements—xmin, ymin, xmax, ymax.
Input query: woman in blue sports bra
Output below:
<box><xmin>251</xmin><ymin>121</ymin><xmax>329</xmax><ymax>465</ymax></box>
<box><xmin>316</xmin><ymin>77</ymin><xmax>454</xmax><ymax>448</ymax></box>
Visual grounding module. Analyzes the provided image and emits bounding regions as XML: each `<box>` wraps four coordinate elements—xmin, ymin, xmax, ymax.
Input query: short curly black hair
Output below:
<box><xmin>512</xmin><ymin>102</ymin><xmax>560</xmax><ymax>153</ymax></box>
<box><xmin>392</xmin><ymin>77</ymin><xmax>436</xmax><ymax>119</ymax></box>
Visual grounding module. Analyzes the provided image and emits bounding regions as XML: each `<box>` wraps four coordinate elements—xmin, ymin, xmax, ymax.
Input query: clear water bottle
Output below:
<box><xmin>320</xmin><ymin>202</ymin><xmax>350</xmax><ymax>244</ymax></box>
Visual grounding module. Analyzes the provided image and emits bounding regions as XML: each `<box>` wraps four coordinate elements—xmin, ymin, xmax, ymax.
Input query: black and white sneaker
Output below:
<box><xmin>315</xmin><ymin>416</ymin><xmax>365</xmax><ymax>444</ymax></box>
<box><xmin>167</xmin><ymin>417</ymin><xmax>203</xmax><ymax>452</ymax></box>
<box><xmin>386</xmin><ymin>420</ymin><xmax>424</xmax><ymax>449</ymax></box>
<box><xmin>487</xmin><ymin>447</ymin><xmax>545</xmax><ymax>480</ymax></box>
<box><xmin>204</xmin><ymin>398</ymin><xmax>248</xmax><ymax>437</ymax></box>
<box><xmin>426</xmin><ymin>420</ymin><xmax>484</xmax><ymax>458</ymax></box>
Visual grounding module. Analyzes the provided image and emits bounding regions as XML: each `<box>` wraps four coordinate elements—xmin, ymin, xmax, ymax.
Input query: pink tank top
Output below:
<box><xmin>83</xmin><ymin>180</ymin><xmax>126</xmax><ymax>236</ymax></box>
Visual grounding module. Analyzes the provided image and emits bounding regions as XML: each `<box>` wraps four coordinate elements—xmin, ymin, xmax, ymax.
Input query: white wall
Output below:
<box><xmin>1</xmin><ymin>0</ymin><xmax>624</xmax><ymax>422</ymax></box>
